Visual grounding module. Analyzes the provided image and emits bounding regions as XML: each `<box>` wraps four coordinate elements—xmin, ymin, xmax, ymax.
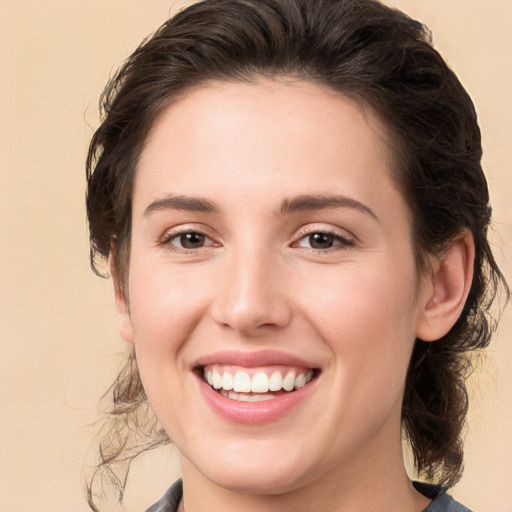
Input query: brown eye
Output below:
<box><xmin>164</xmin><ymin>231</ymin><xmax>214</xmax><ymax>251</ymax></box>
<box><xmin>308</xmin><ymin>233</ymin><xmax>335</xmax><ymax>249</ymax></box>
<box><xmin>296</xmin><ymin>231</ymin><xmax>353</xmax><ymax>251</ymax></box>
<box><xmin>178</xmin><ymin>232</ymin><xmax>206</xmax><ymax>249</ymax></box>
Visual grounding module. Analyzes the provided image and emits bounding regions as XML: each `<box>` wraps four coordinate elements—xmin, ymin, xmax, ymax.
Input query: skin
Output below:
<box><xmin>113</xmin><ymin>79</ymin><xmax>473</xmax><ymax>512</ymax></box>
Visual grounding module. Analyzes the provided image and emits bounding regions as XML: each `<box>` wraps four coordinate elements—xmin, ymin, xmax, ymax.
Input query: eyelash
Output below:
<box><xmin>293</xmin><ymin>228</ymin><xmax>354</xmax><ymax>253</ymax></box>
<box><xmin>159</xmin><ymin>228</ymin><xmax>216</xmax><ymax>252</ymax></box>
<box><xmin>159</xmin><ymin>227</ymin><xmax>354</xmax><ymax>253</ymax></box>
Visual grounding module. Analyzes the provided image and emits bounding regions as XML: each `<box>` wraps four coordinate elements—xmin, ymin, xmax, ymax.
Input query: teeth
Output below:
<box><xmin>222</xmin><ymin>372</ymin><xmax>233</xmax><ymax>391</ymax></box>
<box><xmin>204</xmin><ymin>367</ymin><xmax>315</xmax><ymax>394</ymax></box>
<box><xmin>294</xmin><ymin>372</ymin><xmax>307</xmax><ymax>389</ymax></box>
<box><xmin>212</xmin><ymin>370</ymin><xmax>222</xmax><ymax>389</ymax></box>
<box><xmin>233</xmin><ymin>370</ymin><xmax>251</xmax><ymax>392</ymax></box>
<box><xmin>268</xmin><ymin>371</ymin><xmax>283</xmax><ymax>391</ymax></box>
<box><xmin>238</xmin><ymin>393</ymin><xmax>275</xmax><ymax>402</ymax></box>
<box><xmin>251</xmin><ymin>372</ymin><xmax>269</xmax><ymax>393</ymax></box>
<box><xmin>282</xmin><ymin>371</ymin><xmax>296</xmax><ymax>391</ymax></box>
<box><xmin>223</xmin><ymin>390</ymin><xmax>276</xmax><ymax>402</ymax></box>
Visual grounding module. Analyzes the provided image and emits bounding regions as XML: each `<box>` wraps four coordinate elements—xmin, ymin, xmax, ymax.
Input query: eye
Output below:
<box><xmin>163</xmin><ymin>230</ymin><xmax>215</xmax><ymax>251</ymax></box>
<box><xmin>295</xmin><ymin>230</ymin><xmax>353</xmax><ymax>251</ymax></box>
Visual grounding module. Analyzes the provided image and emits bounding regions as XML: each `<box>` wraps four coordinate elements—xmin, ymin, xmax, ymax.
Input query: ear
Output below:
<box><xmin>416</xmin><ymin>232</ymin><xmax>475</xmax><ymax>342</ymax></box>
<box><xmin>110</xmin><ymin>252</ymin><xmax>134</xmax><ymax>344</ymax></box>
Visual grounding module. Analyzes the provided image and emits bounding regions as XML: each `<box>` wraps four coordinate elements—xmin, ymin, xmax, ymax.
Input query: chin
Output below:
<box><xmin>210</xmin><ymin>467</ymin><xmax>309</xmax><ymax>496</ymax></box>
<box><xmin>192</xmin><ymin>442</ymin><xmax>317</xmax><ymax>496</ymax></box>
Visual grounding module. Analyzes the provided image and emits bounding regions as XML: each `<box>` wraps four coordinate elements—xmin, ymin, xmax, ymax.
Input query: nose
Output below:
<box><xmin>211</xmin><ymin>247</ymin><xmax>292</xmax><ymax>336</ymax></box>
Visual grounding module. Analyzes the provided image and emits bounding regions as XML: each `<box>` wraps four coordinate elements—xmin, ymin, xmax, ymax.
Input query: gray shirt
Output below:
<box><xmin>146</xmin><ymin>480</ymin><xmax>473</xmax><ymax>511</ymax></box>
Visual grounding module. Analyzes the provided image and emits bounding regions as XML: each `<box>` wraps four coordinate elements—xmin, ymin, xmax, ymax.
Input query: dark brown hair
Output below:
<box><xmin>85</xmin><ymin>0</ymin><xmax>508</xmax><ymax>508</ymax></box>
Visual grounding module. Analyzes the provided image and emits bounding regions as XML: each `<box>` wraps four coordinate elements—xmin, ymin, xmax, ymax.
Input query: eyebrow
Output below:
<box><xmin>279</xmin><ymin>194</ymin><xmax>378</xmax><ymax>220</ymax></box>
<box><xmin>143</xmin><ymin>193</ymin><xmax>377</xmax><ymax>220</ymax></box>
<box><xmin>144</xmin><ymin>194</ymin><xmax>220</xmax><ymax>216</ymax></box>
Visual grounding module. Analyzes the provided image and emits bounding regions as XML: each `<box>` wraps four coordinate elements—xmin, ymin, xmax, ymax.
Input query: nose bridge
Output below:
<box><xmin>212</xmin><ymin>238</ymin><xmax>291</xmax><ymax>334</ymax></box>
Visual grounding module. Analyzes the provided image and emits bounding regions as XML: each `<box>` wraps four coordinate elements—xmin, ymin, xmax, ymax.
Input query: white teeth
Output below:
<box><xmin>222</xmin><ymin>371</ymin><xmax>233</xmax><ymax>391</ymax></box>
<box><xmin>251</xmin><ymin>372</ymin><xmax>269</xmax><ymax>393</ymax></box>
<box><xmin>233</xmin><ymin>370</ymin><xmax>252</xmax><ymax>392</ymax></box>
<box><xmin>212</xmin><ymin>370</ymin><xmax>222</xmax><ymax>389</ymax></box>
<box><xmin>234</xmin><ymin>392</ymin><xmax>275</xmax><ymax>402</ymax></box>
<box><xmin>268</xmin><ymin>371</ymin><xmax>283</xmax><ymax>392</ymax></box>
<box><xmin>221</xmin><ymin>390</ymin><xmax>277</xmax><ymax>402</ymax></box>
<box><xmin>282</xmin><ymin>371</ymin><xmax>296</xmax><ymax>391</ymax></box>
<box><xmin>203</xmin><ymin>367</ymin><xmax>315</xmax><ymax>394</ymax></box>
<box><xmin>294</xmin><ymin>372</ymin><xmax>307</xmax><ymax>389</ymax></box>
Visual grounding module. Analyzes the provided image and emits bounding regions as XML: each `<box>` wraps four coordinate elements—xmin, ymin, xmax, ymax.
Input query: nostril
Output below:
<box><xmin>210</xmin><ymin>263</ymin><xmax>293</xmax><ymax>334</ymax></box>
<box><xmin>212</xmin><ymin>302</ymin><xmax>293</xmax><ymax>335</ymax></box>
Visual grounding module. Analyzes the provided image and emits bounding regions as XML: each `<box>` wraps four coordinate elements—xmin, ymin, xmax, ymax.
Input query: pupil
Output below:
<box><xmin>310</xmin><ymin>233</ymin><xmax>333</xmax><ymax>249</ymax></box>
<box><xmin>181</xmin><ymin>232</ymin><xmax>204</xmax><ymax>249</ymax></box>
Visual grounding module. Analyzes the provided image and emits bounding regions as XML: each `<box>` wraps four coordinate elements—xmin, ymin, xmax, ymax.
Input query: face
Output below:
<box><xmin>118</xmin><ymin>79</ymin><xmax>434</xmax><ymax>496</ymax></box>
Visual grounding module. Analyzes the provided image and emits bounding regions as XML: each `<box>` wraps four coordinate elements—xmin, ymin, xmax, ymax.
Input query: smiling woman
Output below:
<box><xmin>85</xmin><ymin>1</ymin><xmax>508</xmax><ymax>511</ymax></box>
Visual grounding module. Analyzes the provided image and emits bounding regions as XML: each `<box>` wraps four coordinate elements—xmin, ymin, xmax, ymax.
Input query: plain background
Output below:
<box><xmin>0</xmin><ymin>1</ymin><xmax>510</xmax><ymax>511</ymax></box>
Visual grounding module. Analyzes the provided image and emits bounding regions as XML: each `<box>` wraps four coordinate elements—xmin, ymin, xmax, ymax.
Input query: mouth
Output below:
<box><xmin>198</xmin><ymin>364</ymin><xmax>319</xmax><ymax>402</ymax></box>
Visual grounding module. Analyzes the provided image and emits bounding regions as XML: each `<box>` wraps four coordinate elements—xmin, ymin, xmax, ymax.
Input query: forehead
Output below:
<box><xmin>135</xmin><ymin>79</ymin><xmax>400</xmax><ymax>205</ymax></box>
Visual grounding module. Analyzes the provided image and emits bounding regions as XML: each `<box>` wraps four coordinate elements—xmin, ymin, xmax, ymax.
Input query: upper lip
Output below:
<box><xmin>193</xmin><ymin>349</ymin><xmax>319</xmax><ymax>370</ymax></box>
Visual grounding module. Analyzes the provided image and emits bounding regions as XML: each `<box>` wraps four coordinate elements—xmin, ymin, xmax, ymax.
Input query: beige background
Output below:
<box><xmin>0</xmin><ymin>1</ymin><xmax>510</xmax><ymax>511</ymax></box>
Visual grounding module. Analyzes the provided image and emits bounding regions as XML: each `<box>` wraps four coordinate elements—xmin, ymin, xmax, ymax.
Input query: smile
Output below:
<box><xmin>193</xmin><ymin>351</ymin><xmax>320</xmax><ymax>423</ymax></box>
<box><xmin>203</xmin><ymin>365</ymin><xmax>316</xmax><ymax>402</ymax></box>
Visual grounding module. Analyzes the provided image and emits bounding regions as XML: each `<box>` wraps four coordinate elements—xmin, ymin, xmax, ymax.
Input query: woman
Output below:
<box><xmin>85</xmin><ymin>0</ymin><xmax>508</xmax><ymax>510</ymax></box>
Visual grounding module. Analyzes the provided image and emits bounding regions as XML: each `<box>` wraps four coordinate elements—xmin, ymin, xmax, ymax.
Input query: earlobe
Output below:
<box><xmin>416</xmin><ymin>232</ymin><xmax>475</xmax><ymax>342</ymax></box>
<box><xmin>110</xmin><ymin>253</ymin><xmax>134</xmax><ymax>344</ymax></box>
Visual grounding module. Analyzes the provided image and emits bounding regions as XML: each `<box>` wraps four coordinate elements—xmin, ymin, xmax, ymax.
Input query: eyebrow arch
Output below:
<box><xmin>279</xmin><ymin>194</ymin><xmax>378</xmax><ymax>220</ymax></box>
<box><xmin>144</xmin><ymin>194</ymin><xmax>219</xmax><ymax>216</ymax></box>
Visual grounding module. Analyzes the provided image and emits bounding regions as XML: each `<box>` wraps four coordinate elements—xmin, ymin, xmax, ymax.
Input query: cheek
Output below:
<box><xmin>126</xmin><ymin>266</ymin><xmax>208</xmax><ymax>426</ymax></box>
<box><xmin>127</xmin><ymin>263</ymin><xmax>209</xmax><ymax>353</ymax></box>
<box><xmin>297</xmin><ymin>258</ymin><xmax>419</xmax><ymax>396</ymax></box>
<box><xmin>298</xmin><ymin>261</ymin><xmax>418</xmax><ymax>340</ymax></box>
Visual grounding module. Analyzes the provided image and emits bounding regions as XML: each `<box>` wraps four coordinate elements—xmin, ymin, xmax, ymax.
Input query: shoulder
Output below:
<box><xmin>146</xmin><ymin>480</ymin><xmax>473</xmax><ymax>512</ymax></box>
<box><xmin>145</xmin><ymin>480</ymin><xmax>183</xmax><ymax>512</ymax></box>
<box><xmin>414</xmin><ymin>481</ymin><xmax>473</xmax><ymax>512</ymax></box>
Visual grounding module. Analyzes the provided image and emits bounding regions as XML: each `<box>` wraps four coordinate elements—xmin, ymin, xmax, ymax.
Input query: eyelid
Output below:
<box><xmin>292</xmin><ymin>225</ymin><xmax>355</xmax><ymax>250</ymax></box>
<box><xmin>158</xmin><ymin>224</ymin><xmax>220</xmax><ymax>251</ymax></box>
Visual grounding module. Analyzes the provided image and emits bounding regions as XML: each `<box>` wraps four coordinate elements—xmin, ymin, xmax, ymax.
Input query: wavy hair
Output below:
<box><xmin>85</xmin><ymin>0</ymin><xmax>508</xmax><ymax>508</ymax></box>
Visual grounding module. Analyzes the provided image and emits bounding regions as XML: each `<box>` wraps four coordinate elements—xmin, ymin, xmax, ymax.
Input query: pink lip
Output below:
<box><xmin>197</xmin><ymin>375</ymin><xmax>317</xmax><ymax>425</ymax></box>
<box><xmin>193</xmin><ymin>350</ymin><xmax>320</xmax><ymax>425</ymax></box>
<box><xmin>193</xmin><ymin>349</ymin><xmax>318</xmax><ymax>369</ymax></box>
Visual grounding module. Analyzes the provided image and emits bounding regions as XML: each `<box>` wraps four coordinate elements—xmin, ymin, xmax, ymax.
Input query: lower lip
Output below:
<box><xmin>198</xmin><ymin>375</ymin><xmax>317</xmax><ymax>425</ymax></box>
